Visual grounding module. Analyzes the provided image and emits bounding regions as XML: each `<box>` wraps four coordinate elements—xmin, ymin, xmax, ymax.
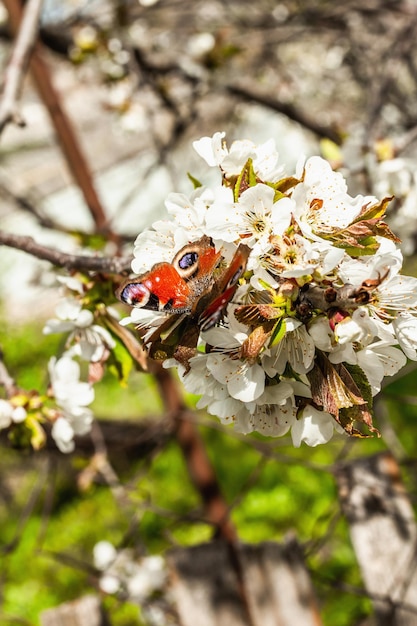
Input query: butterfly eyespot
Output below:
<box><xmin>119</xmin><ymin>282</ymin><xmax>158</xmax><ymax>309</ymax></box>
<box><xmin>173</xmin><ymin>245</ymin><xmax>200</xmax><ymax>279</ymax></box>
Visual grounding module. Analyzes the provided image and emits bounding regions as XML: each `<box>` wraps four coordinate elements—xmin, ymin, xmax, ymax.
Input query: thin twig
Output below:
<box><xmin>0</xmin><ymin>458</ymin><xmax>50</xmax><ymax>555</ymax></box>
<box><xmin>0</xmin><ymin>350</ymin><xmax>19</xmax><ymax>397</ymax></box>
<box><xmin>0</xmin><ymin>0</ymin><xmax>44</xmax><ymax>134</ymax></box>
<box><xmin>227</xmin><ymin>81</ymin><xmax>343</xmax><ymax>145</ymax></box>
<box><xmin>78</xmin><ymin>420</ymin><xmax>127</xmax><ymax>503</ymax></box>
<box><xmin>0</xmin><ymin>229</ymin><xmax>132</xmax><ymax>273</ymax></box>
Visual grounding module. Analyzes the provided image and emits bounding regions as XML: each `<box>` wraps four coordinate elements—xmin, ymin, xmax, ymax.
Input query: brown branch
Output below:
<box><xmin>153</xmin><ymin>366</ymin><xmax>257</xmax><ymax>626</ymax></box>
<box><xmin>0</xmin><ymin>179</ymin><xmax>71</xmax><ymax>233</ymax></box>
<box><xmin>0</xmin><ymin>229</ymin><xmax>132</xmax><ymax>273</ymax></box>
<box><xmin>152</xmin><ymin>364</ymin><xmax>237</xmax><ymax>542</ymax></box>
<box><xmin>227</xmin><ymin>81</ymin><xmax>343</xmax><ymax>145</ymax></box>
<box><xmin>2</xmin><ymin>0</ymin><xmax>114</xmax><ymax>239</ymax></box>
<box><xmin>364</xmin><ymin>9</ymin><xmax>417</xmax><ymax>144</ymax></box>
<box><xmin>0</xmin><ymin>0</ymin><xmax>44</xmax><ymax>134</ymax></box>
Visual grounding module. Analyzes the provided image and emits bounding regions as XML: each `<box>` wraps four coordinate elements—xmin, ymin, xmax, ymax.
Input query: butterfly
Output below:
<box><xmin>116</xmin><ymin>235</ymin><xmax>250</xmax><ymax>364</ymax></box>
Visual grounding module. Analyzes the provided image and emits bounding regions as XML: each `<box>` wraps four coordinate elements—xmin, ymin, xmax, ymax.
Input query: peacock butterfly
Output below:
<box><xmin>116</xmin><ymin>235</ymin><xmax>250</xmax><ymax>362</ymax></box>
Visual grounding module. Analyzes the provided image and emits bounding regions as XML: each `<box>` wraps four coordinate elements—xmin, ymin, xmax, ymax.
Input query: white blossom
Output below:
<box><xmin>291</xmin><ymin>406</ymin><xmax>344</xmax><ymax>447</ymax></box>
<box><xmin>52</xmin><ymin>416</ymin><xmax>75</xmax><ymax>454</ymax></box>
<box><xmin>263</xmin><ymin>319</ymin><xmax>315</xmax><ymax>376</ymax></box>
<box><xmin>49</xmin><ymin>356</ymin><xmax>95</xmax><ymax>453</ymax></box>
<box><xmin>118</xmin><ymin>131</ymin><xmax>417</xmax><ymax>446</ymax></box>
<box><xmin>292</xmin><ymin>155</ymin><xmax>378</xmax><ymax>235</ymax></box>
<box><xmin>0</xmin><ymin>400</ymin><xmax>27</xmax><ymax>429</ymax></box>
<box><xmin>393</xmin><ymin>313</ymin><xmax>417</xmax><ymax>360</ymax></box>
<box><xmin>0</xmin><ymin>400</ymin><xmax>13</xmax><ymax>428</ymax></box>
<box><xmin>44</xmin><ymin>298</ymin><xmax>115</xmax><ymax>362</ymax></box>
<box><xmin>93</xmin><ymin>541</ymin><xmax>167</xmax><ymax>604</ymax></box>
<box><xmin>193</xmin><ymin>132</ymin><xmax>285</xmax><ymax>181</ymax></box>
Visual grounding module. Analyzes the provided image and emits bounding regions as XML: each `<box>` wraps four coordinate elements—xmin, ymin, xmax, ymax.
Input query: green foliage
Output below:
<box><xmin>2</xmin><ymin>319</ymin><xmax>417</xmax><ymax>625</ymax></box>
<box><xmin>0</xmin><ymin>318</ymin><xmax>61</xmax><ymax>392</ymax></box>
<box><xmin>92</xmin><ymin>368</ymin><xmax>163</xmax><ymax>418</ymax></box>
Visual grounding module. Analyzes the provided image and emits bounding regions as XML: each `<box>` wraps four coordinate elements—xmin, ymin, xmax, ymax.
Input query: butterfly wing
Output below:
<box><xmin>116</xmin><ymin>237</ymin><xmax>250</xmax><ymax>364</ymax></box>
<box><xmin>116</xmin><ymin>262</ymin><xmax>192</xmax><ymax>312</ymax></box>
<box><xmin>116</xmin><ymin>236</ymin><xmax>221</xmax><ymax>315</ymax></box>
<box><xmin>198</xmin><ymin>243</ymin><xmax>250</xmax><ymax>331</ymax></box>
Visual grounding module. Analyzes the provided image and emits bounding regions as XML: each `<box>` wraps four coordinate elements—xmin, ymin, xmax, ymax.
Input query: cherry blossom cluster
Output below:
<box><xmin>0</xmin><ymin>352</ymin><xmax>95</xmax><ymax>453</ymax></box>
<box><xmin>122</xmin><ymin>132</ymin><xmax>417</xmax><ymax>446</ymax></box>
<box><xmin>42</xmin><ymin>276</ymin><xmax>115</xmax><ymax>452</ymax></box>
<box><xmin>0</xmin><ymin>272</ymin><xmax>118</xmax><ymax>453</ymax></box>
<box><xmin>93</xmin><ymin>541</ymin><xmax>171</xmax><ymax>624</ymax></box>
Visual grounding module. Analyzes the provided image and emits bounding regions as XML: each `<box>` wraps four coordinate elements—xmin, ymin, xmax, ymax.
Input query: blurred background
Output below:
<box><xmin>2</xmin><ymin>1</ymin><xmax>417</xmax><ymax>624</ymax></box>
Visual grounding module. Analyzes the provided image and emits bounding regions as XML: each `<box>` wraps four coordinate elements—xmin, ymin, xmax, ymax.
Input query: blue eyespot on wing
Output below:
<box><xmin>118</xmin><ymin>282</ymin><xmax>160</xmax><ymax>310</ymax></box>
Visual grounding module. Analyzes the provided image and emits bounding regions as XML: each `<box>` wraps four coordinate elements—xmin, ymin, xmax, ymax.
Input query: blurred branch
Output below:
<box><xmin>2</xmin><ymin>0</ymin><xmax>115</xmax><ymax>240</ymax></box>
<box><xmin>153</xmin><ymin>365</ymin><xmax>257</xmax><ymax>625</ymax></box>
<box><xmin>0</xmin><ymin>0</ymin><xmax>44</xmax><ymax>134</ymax></box>
<box><xmin>364</xmin><ymin>9</ymin><xmax>417</xmax><ymax>144</ymax></box>
<box><xmin>153</xmin><ymin>365</ymin><xmax>237</xmax><ymax>542</ymax></box>
<box><xmin>132</xmin><ymin>43</ymin><xmax>343</xmax><ymax>146</ymax></box>
<box><xmin>0</xmin><ymin>458</ymin><xmax>50</xmax><ymax>554</ymax></box>
<box><xmin>77</xmin><ymin>421</ymin><xmax>127</xmax><ymax>502</ymax></box>
<box><xmin>0</xmin><ymin>178</ymin><xmax>71</xmax><ymax>233</ymax></box>
<box><xmin>0</xmin><ymin>229</ymin><xmax>132</xmax><ymax>273</ymax></box>
<box><xmin>227</xmin><ymin>82</ymin><xmax>343</xmax><ymax>145</ymax></box>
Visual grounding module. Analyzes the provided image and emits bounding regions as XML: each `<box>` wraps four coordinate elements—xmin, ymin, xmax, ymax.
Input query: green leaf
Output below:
<box><xmin>272</xmin><ymin>176</ymin><xmax>299</xmax><ymax>197</ymax></box>
<box><xmin>269</xmin><ymin>318</ymin><xmax>286</xmax><ymax>347</ymax></box>
<box><xmin>343</xmin><ymin>363</ymin><xmax>373</xmax><ymax>409</ymax></box>
<box><xmin>26</xmin><ymin>414</ymin><xmax>46</xmax><ymax>450</ymax></box>
<box><xmin>234</xmin><ymin>158</ymin><xmax>257</xmax><ymax>201</ymax></box>
<box><xmin>320</xmin><ymin>138</ymin><xmax>343</xmax><ymax>162</ymax></box>
<box><xmin>107</xmin><ymin>335</ymin><xmax>134</xmax><ymax>385</ymax></box>
<box><xmin>187</xmin><ymin>172</ymin><xmax>203</xmax><ymax>189</ymax></box>
<box><xmin>307</xmin><ymin>350</ymin><xmax>379</xmax><ymax>437</ymax></box>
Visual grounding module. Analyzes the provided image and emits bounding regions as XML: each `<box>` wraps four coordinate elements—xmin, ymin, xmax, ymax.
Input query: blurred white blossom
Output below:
<box><xmin>0</xmin><ymin>399</ymin><xmax>27</xmax><ymax>428</ymax></box>
<box><xmin>49</xmin><ymin>356</ymin><xmax>94</xmax><ymax>453</ymax></box>
<box><xmin>93</xmin><ymin>541</ymin><xmax>167</xmax><ymax>605</ymax></box>
<box><xmin>44</xmin><ymin>297</ymin><xmax>115</xmax><ymax>362</ymax></box>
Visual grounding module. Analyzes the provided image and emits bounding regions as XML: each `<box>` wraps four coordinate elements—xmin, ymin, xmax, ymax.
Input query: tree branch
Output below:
<box><xmin>2</xmin><ymin>0</ymin><xmax>115</xmax><ymax>239</ymax></box>
<box><xmin>153</xmin><ymin>365</ymin><xmax>237</xmax><ymax>542</ymax></box>
<box><xmin>0</xmin><ymin>0</ymin><xmax>44</xmax><ymax>135</ymax></box>
<box><xmin>227</xmin><ymin>81</ymin><xmax>343</xmax><ymax>145</ymax></box>
<box><xmin>0</xmin><ymin>229</ymin><xmax>132</xmax><ymax>273</ymax></box>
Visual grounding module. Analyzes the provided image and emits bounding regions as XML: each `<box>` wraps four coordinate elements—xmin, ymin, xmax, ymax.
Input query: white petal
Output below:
<box><xmin>75</xmin><ymin>309</ymin><xmax>94</xmax><ymax>328</ymax></box>
<box><xmin>291</xmin><ymin>407</ymin><xmax>336</xmax><ymax>447</ymax></box>
<box><xmin>308</xmin><ymin>318</ymin><xmax>334</xmax><ymax>352</ymax></box>
<box><xmin>49</xmin><ymin>356</ymin><xmax>80</xmax><ymax>385</ymax></box>
<box><xmin>65</xmin><ymin>405</ymin><xmax>94</xmax><ymax>434</ymax></box>
<box><xmin>43</xmin><ymin>319</ymin><xmax>76</xmax><ymax>334</ymax></box>
<box><xmin>11</xmin><ymin>406</ymin><xmax>27</xmax><ymax>423</ymax></box>
<box><xmin>250</xmin><ymin>400</ymin><xmax>296</xmax><ymax>437</ymax></box>
<box><xmin>56</xmin><ymin>275</ymin><xmax>85</xmax><ymax>294</ymax></box>
<box><xmin>0</xmin><ymin>400</ymin><xmax>13</xmax><ymax>428</ymax></box>
<box><xmin>227</xmin><ymin>362</ymin><xmax>265</xmax><ymax>402</ymax></box>
<box><xmin>94</xmin><ymin>541</ymin><xmax>117</xmax><ymax>570</ymax></box>
<box><xmin>256</xmin><ymin>382</ymin><xmax>294</xmax><ymax>405</ymax></box>
<box><xmin>192</xmin><ymin>132</ymin><xmax>226</xmax><ymax>166</ymax></box>
<box><xmin>52</xmin><ymin>417</ymin><xmax>75</xmax><ymax>453</ymax></box>
<box><xmin>393</xmin><ymin>313</ymin><xmax>417</xmax><ymax>360</ymax></box>
<box><xmin>99</xmin><ymin>574</ymin><xmax>121</xmax><ymax>594</ymax></box>
<box><xmin>55</xmin><ymin>297</ymin><xmax>82</xmax><ymax>321</ymax></box>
